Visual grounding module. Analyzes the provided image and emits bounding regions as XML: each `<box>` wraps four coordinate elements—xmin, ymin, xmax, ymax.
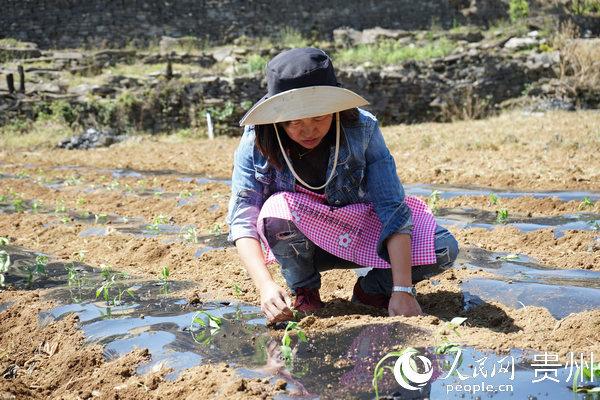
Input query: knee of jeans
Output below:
<box><xmin>264</xmin><ymin>218</ymin><xmax>300</xmax><ymax>245</ymax></box>
<box><xmin>434</xmin><ymin>232</ymin><xmax>459</xmax><ymax>267</ymax></box>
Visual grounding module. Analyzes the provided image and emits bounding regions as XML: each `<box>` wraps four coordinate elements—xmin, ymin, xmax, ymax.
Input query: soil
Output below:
<box><xmin>1</xmin><ymin>109</ymin><xmax>599</xmax><ymax>399</ymax></box>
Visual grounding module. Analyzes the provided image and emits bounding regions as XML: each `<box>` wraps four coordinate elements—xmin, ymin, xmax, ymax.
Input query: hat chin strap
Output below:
<box><xmin>273</xmin><ymin>112</ymin><xmax>340</xmax><ymax>191</ymax></box>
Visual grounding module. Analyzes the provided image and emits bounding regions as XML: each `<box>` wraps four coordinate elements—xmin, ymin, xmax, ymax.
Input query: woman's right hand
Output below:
<box><xmin>260</xmin><ymin>280</ymin><xmax>294</xmax><ymax>324</ymax></box>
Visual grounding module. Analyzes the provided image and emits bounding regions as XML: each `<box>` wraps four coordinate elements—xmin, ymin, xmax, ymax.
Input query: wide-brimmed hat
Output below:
<box><xmin>239</xmin><ymin>47</ymin><xmax>369</xmax><ymax>126</ymax></box>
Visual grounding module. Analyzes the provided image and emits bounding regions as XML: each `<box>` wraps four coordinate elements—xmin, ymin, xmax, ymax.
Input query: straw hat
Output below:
<box><xmin>239</xmin><ymin>47</ymin><xmax>369</xmax><ymax>126</ymax></box>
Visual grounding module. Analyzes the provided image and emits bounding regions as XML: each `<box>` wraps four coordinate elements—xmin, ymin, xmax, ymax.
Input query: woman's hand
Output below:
<box><xmin>260</xmin><ymin>280</ymin><xmax>294</xmax><ymax>324</ymax></box>
<box><xmin>388</xmin><ymin>292</ymin><xmax>424</xmax><ymax>317</ymax></box>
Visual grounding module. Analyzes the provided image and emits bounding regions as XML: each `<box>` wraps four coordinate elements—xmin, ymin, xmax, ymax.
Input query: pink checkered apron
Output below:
<box><xmin>256</xmin><ymin>185</ymin><xmax>437</xmax><ymax>268</ymax></box>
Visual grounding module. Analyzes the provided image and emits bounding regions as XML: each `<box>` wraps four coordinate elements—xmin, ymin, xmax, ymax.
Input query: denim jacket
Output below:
<box><xmin>226</xmin><ymin>108</ymin><xmax>413</xmax><ymax>263</ymax></box>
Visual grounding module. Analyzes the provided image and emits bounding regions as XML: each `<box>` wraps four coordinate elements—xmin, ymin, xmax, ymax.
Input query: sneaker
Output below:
<box><xmin>293</xmin><ymin>287</ymin><xmax>324</xmax><ymax>313</ymax></box>
<box><xmin>351</xmin><ymin>277</ymin><xmax>390</xmax><ymax>310</ymax></box>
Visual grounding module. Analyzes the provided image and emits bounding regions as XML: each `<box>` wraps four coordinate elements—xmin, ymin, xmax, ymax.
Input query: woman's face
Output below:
<box><xmin>282</xmin><ymin>113</ymin><xmax>333</xmax><ymax>149</ymax></box>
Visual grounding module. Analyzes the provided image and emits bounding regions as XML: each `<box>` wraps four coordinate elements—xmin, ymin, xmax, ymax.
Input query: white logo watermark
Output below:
<box><xmin>393</xmin><ymin>349</ymin><xmax>434</xmax><ymax>391</ymax></box>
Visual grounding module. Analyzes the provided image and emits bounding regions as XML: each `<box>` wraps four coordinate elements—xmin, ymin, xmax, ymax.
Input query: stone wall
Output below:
<box><xmin>0</xmin><ymin>0</ymin><xmax>507</xmax><ymax>49</ymax></box>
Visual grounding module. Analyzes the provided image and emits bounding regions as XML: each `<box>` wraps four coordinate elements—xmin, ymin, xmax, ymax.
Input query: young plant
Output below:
<box><xmin>0</xmin><ymin>250</ymin><xmax>10</xmax><ymax>287</ymax></box>
<box><xmin>190</xmin><ymin>311</ymin><xmax>224</xmax><ymax>343</ymax></box>
<box><xmin>0</xmin><ymin>237</ymin><xmax>9</xmax><ymax>246</ymax></box>
<box><xmin>209</xmin><ymin>222</ymin><xmax>224</xmax><ymax>236</ymax></box>
<box><xmin>94</xmin><ymin>213</ymin><xmax>109</xmax><ymax>224</ymax></box>
<box><xmin>54</xmin><ymin>200</ymin><xmax>67</xmax><ymax>214</ymax></box>
<box><xmin>31</xmin><ymin>200</ymin><xmax>42</xmax><ymax>213</ymax></box>
<box><xmin>232</xmin><ymin>283</ymin><xmax>243</xmax><ymax>297</ymax></box>
<box><xmin>11</xmin><ymin>197</ymin><xmax>25</xmax><ymax>213</ymax></box>
<box><xmin>488</xmin><ymin>193</ymin><xmax>499</xmax><ymax>206</ymax></box>
<box><xmin>26</xmin><ymin>255</ymin><xmax>49</xmax><ymax>286</ymax></box>
<box><xmin>95</xmin><ymin>272</ymin><xmax>135</xmax><ymax>306</ymax></box>
<box><xmin>579</xmin><ymin>197</ymin><xmax>594</xmax><ymax>210</ymax></box>
<box><xmin>147</xmin><ymin>214</ymin><xmax>169</xmax><ymax>232</ymax></box>
<box><xmin>159</xmin><ymin>265</ymin><xmax>170</xmax><ymax>283</ymax></box>
<box><xmin>427</xmin><ymin>190</ymin><xmax>441</xmax><ymax>215</ymax></box>
<box><xmin>496</xmin><ymin>208</ymin><xmax>509</xmax><ymax>224</ymax></box>
<box><xmin>372</xmin><ymin>348</ymin><xmax>415</xmax><ymax>400</ymax></box>
<box><xmin>280</xmin><ymin>321</ymin><xmax>307</xmax><ymax>367</ymax></box>
<box><xmin>572</xmin><ymin>362</ymin><xmax>600</xmax><ymax>393</ymax></box>
<box><xmin>180</xmin><ymin>226</ymin><xmax>199</xmax><ymax>243</ymax></box>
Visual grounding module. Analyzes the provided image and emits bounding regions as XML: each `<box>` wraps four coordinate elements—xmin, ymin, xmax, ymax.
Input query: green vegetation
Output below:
<box><xmin>509</xmin><ymin>0</ymin><xmax>529</xmax><ymax>22</ymax></box>
<box><xmin>235</xmin><ymin>54</ymin><xmax>268</xmax><ymax>75</ymax></box>
<box><xmin>372</xmin><ymin>349</ymin><xmax>407</xmax><ymax>399</ymax></box>
<box><xmin>159</xmin><ymin>265</ymin><xmax>170</xmax><ymax>283</ymax></box>
<box><xmin>277</xmin><ymin>27</ymin><xmax>310</xmax><ymax>48</ymax></box>
<box><xmin>280</xmin><ymin>321</ymin><xmax>307</xmax><ymax>367</ymax></box>
<box><xmin>146</xmin><ymin>214</ymin><xmax>170</xmax><ymax>232</ymax></box>
<box><xmin>0</xmin><ymin>249</ymin><xmax>10</xmax><ymax>287</ymax></box>
<box><xmin>569</xmin><ymin>0</ymin><xmax>600</xmax><ymax>15</ymax></box>
<box><xmin>180</xmin><ymin>226</ymin><xmax>199</xmax><ymax>243</ymax></box>
<box><xmin>95</xmin><ymin>265</ymin><xmax>135</xmax><ymax>306</ymax></box>
<box><xmin>496</xmin><ymin>208</ymin><xmax>509</xmax><ymax>224</ymax></box>
<box><xmin>190</xmin><ymin>311</ymin><xmax>224</xmax><ymax>344</ymax></box>
<box><xmin>26</xmin><ymin>255</ymin><xmax>49</xmax><ymax>286</ymax></box>
<box><xmin>578</xmin><ymin>197</ymin><xmax>594</xmax><ymax>210</ymax></box>
<box><xmin>488</xmin><ymin>193</ymin><xmax>499</xmax><ymax>206</ymax></box>
<box><xmin>428</xmin><ymin>190</ymin><xmax>441</xmax><ymax>215</ymax></box>
<box><xmin>334</xmin><ymin>38</ymin><xmax>455</xmax><ymax>67</ymax></box>
<box><xmin>572</xmin><ymin>362</ymin><xmax>600</xmax><ymax>393</ymax></box>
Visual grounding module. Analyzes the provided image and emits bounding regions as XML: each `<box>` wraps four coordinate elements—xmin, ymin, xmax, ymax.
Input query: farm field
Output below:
<box><xmin>0</xmin><ymin>109</ymin><xmax>599</xmax><ymax>399</ymax></box>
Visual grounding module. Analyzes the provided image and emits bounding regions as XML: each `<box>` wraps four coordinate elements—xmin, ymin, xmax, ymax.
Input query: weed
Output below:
<box><xmin>579</xmin><ymin>197</ymin><xmax>594</xmax><ymax>210</ymax></box>
<box><xmin>496</xmin><ymin>208</ymin><xmax>509</xmax><ymax>224</ymax></box>
<box><xmin>334</xmin><ymin>38</ymin><xmax>455</xmax><ymax>67</ymax></box>
<box><xmin>569</xmin><ymin>0</ymin><xmax>600</xmax><ymax>15</ymax></box>
<box><xmin>488</xmin><ymin>193</ymin><xmax>499</xmax><ymax>206</ymax></box>
<box><xmin>277</xmin><ymin>26</ymin><xmax>309</xmax><ymax>48</ymax></box>
<box><xmin>509</xmin><ymin>0</ymin><xmax>529</xmax><ymax>22</ymax></box>
<box><xmin>280</xmin><ymin>321</ymin><xmax>307</xmax><ymax>367</ymax></box>
<box><xmin>0</xmin><ymin>250</ymin><xmax>10</xmax><ymax>287</ymax></box>
<box><xmin>428</xmin><ymin>190</ymin><xmax>441</xmax><ymax>215</ymax></box>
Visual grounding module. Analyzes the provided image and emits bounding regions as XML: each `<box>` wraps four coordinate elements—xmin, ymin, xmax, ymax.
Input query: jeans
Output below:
<box><xmin>264</xmin><ymin>217</ymin><xmax>459</xmax><ymax>295</ymax></box>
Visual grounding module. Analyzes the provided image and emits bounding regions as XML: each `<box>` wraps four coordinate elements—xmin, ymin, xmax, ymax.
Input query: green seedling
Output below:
<box><xmin>107</xmin><ymin>180</ymin><xmax>121</xmax><ymax>190</ymax></box>
<box><xmin>147</xmin><ymin>214</ymin><xmax>169</xmax><ymax>232</ymax></box>
<box><xmin>60</xmin><ymin>216</ymin><xmax>71</xmax><ymax>224</ymax></box>
<box><xmin>54</xmin><ymin>200</ymin><xmax>67</xmax><ymax>214</ymax></box>
<box><xmin>0</xmin><ymin>194</ymin><xmax>7</xmax><ymax>202</ymax></box>
<box><xmin>180</xmin><ymin>226</ymin><xmax>199</xmax><ymax>243</ymax></box>
<box><xmin>179</xmin><ymin>190</ymin><xmax>193</xmax><ymax>199</ymax></box>
<box><xmin>232</xmin><ymin>283</ymin><xmax>243</xmax><ymax>297</ymax></box>
<box><xmin>579</xmin><ymin>197</ymin><xmax>594</xmax><ymax>210</ymax></box>
<box><xmin>31</xmin><ymin>200</ymin><xmax>42</xmax><ymax>213</ymax></box>
<box><xmin>26</xmin><ymin>255</ymin><xmax>49</xmax><ymax>286</ymax></box>
<box><xmin>209</xmin><ymin>222</ymin><xmax>224</xmax><ymax>236</ymax></box>
<box><xmin>589</xmin><ymin>221</ymin><xmax>600</xmax><ymax>231</ymax></box>
<box><xmin>572</xmin><ymin>362</ymin><xmax>600</xmax><ymax>393</ymax></box>
<box><xmin>76</xmin><ymin>197</ymin><xmax>86</xmax><ymax>207</ymax></box>
<box><xmin>15</xmin><ymin>171</ymin><xmax>29</xmax><ymax>179</ymax></box>
<box><xmin>65</xmin><ymin>175</ymin><xmax>82</xmax><ymax>186</ymax></box>
<box><xmin>190</xmin><ymin>311</ymin><xmax>224</xmax><ymax>343</ymax></box>
<box><xmin>280</xmin><ymin>321</ymin><xmax>307</xmax><ymax>367</ymax></box>
<box><xmin>488</xmin><ymin>193</ymin><xmax>499</xmax><ymax>206</ymax></box>
<box><xmin>372</xmin><ymin>348</ymin><xmax>415</xmax><ymax>400</ymax></box>
<box><xmin>95</xmin><ymin>272</ymin><xmax>135</xmax><ymax>306</ymax></box>
<box><xmin>427</xmin><ymin>190</ymin><xmax>441</xmax><ymax>215</ymax></box>
<box><xmin>73</xmin><ymin>250</ymin><xmax>86</xmax><ymax>263</ymax></box>
<box><xmin>94</xmin><ymin>213</ymin><xmax>109</xmax><ymax>224</ymax></box>
<box><xmin>12</xmin><ymin>197</ymin><xmax>25</xmax><ymax>213</ymax></box>
<box><xmin>0</xmin><ymin>250</ymin><xmax>10</xmax><ymax>287</ymax></box>
<box><xmin>159</xmin><ymin>265</ymin><xmax>170</xmax><ymax>283</ymax></box>
<box><xmin>0</xmin><ymin>237</ymin><xmax>9</xmax><ymax>246</ymax></box>
<box><xmin>496</xmin><ymin>208</ymin><xmax>509</xmax><ymax>224</ymax></box>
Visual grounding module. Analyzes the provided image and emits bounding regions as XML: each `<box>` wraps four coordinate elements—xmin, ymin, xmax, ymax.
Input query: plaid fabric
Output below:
<box><xmin>257</xmin><ymin>185</ymin><xmax>437</xmax><ymax>268</ymax></box>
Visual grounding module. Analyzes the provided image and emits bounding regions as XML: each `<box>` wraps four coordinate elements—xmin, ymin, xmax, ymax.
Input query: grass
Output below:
<box><xmin>0</xmin><ymin>118</ymin><xmax>76</xmax><ymax>149</ymax></box>
<box><xmin>334</xmin><ymin>38</ymin><xmax>455</xmax><ymax>67</ymax></box>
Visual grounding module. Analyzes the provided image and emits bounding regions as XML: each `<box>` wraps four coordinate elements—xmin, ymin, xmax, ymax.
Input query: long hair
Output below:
<box><xmin>254</xmin><ymin>108</ymin><xmax>360</xmax><ymax>170</ymax></box>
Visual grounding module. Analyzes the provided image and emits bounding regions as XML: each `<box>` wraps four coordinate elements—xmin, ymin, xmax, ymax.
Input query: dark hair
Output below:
<box><xmin>254</xmin><ymin>108</ymin><xmax>360</xmax><ymax>170</ymax></box>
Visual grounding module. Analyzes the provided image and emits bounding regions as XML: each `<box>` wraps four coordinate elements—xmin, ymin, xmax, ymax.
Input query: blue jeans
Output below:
<box><xmin>263</xmin><ymin>218</ymin><xmax>459</xmax><ymax>295</ymax></box>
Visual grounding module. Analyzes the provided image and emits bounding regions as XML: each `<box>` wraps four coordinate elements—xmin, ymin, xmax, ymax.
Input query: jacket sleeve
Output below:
<box><xmin>226</xmin><ymin>126</ymin><xmax>265</xmax><ymax>243</ymax></box>
<box><xmin>364</xmin><ymin>117</ymin><xmax>413</xmax><ymax>264</ymax></box>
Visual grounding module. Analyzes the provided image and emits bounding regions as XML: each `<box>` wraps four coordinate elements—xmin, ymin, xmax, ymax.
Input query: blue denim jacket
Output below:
<box><xmin>226</xmin><ymin>108</ymin><xmax>413</xmax><ymax>263</ymax></box>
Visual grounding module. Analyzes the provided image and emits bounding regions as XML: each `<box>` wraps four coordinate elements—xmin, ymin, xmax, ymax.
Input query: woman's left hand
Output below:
<box><xmin>388</xmin><ymin>292</ymin><xmax>424</xmax><ymax>317</ymax></box>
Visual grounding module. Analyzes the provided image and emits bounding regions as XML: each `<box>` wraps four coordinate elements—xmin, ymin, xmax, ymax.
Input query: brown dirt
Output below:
<box><xmin>1</xmin><ymin>109</ymin><xmax>599</xmax><ymax>398</ymax></box>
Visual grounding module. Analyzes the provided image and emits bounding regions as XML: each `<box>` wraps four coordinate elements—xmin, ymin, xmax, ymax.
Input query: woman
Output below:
<box><xmin>226</xmin><ymin>47</ymin><xmax>459</xmax><ymax>324</ymax></box>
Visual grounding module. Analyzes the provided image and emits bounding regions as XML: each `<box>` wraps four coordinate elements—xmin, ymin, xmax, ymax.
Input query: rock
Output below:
<box><xmin>57</xmin><ymin>128</ymin><xmax>126</xmax><ymax>150</ymax></box>
<box><xmin>504</xmin><ymin>37</ymin><xmax>538</xmax><ymax>50</ymax></box>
